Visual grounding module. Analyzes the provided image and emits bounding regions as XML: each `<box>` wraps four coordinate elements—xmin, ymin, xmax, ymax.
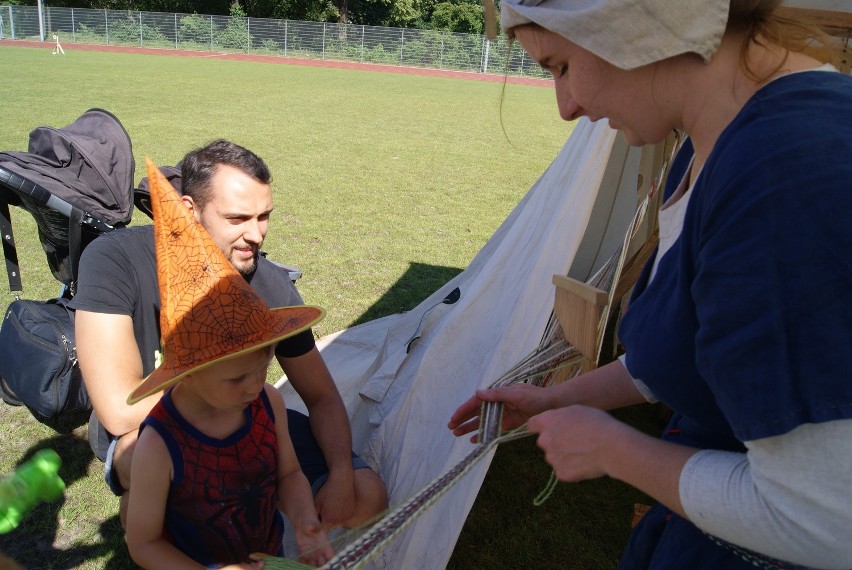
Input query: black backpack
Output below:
<box><xmin>0</xmin><ymin>109</ymin><xmax>134</xmax><ymax>431</ymax></box>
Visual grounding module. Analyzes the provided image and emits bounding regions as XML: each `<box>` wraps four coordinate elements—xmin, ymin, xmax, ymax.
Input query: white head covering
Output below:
<box><xmin>499</xmin><ymin>0</ymin><xmax>731</xmax><ymax>70</ymax></box>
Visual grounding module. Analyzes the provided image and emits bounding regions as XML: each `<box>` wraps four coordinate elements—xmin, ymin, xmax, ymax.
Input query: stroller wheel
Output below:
<box><xmin>0</xmin><ymin>375</ymin><xmax>22</xmax><ymax>406</ymax></box>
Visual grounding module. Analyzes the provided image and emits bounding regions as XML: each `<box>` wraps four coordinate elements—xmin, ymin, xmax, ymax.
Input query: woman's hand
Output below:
<box><xmin>448</xmin><ymin>384</ymin><xmax>554</xmax><ymax>442</ymax></box>
<box><xmin>527</xmin><ymin>405</ymin><xmax>628</xmax><ymax>481</ymax></box>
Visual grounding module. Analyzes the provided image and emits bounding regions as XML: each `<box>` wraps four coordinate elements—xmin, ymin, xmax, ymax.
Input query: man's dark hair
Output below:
<box><xmin>181</xmin><ymin>139</ymin><xmax>272</xmax><ymax>210</ymax></box>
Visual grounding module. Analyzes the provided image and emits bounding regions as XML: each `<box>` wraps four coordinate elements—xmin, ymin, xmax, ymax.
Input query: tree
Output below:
<box><xmin>347</xmin><ymin>0</ymin><xmax>428</xmax><ymax>28</ymax></box>
<box><xmin>429</xmin><ymin>1</ymin><xmax>482</xmax><ymax>34</ymax></box>
<box><xmin>267</xmin><ymin>0</ymin><xmax>338</xmax><ymax>23</ymax></box>
<box><xmin>21</xmin><ymin>0</ymin><xmax>493</xmax><ymax>31</ymax></box>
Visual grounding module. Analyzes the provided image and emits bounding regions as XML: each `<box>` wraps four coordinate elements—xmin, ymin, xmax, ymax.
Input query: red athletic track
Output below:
<box><xmin>1</xmin><ymin>39</ymin><xmax>552</xmax><ymax>86</ymax></box>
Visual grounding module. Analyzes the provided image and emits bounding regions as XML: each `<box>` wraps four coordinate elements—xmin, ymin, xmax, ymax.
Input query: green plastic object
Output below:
<box><xmin>0</xmin><ymin>449</ymin><xmax>65</xmax><ymax>533</ymax></box>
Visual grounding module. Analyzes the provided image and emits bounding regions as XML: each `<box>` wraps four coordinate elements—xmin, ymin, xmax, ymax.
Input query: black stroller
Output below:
<box><xmin>0</xmin><ymin>108</ymin><xmax>135</xmax><ymax>430</ymax></box>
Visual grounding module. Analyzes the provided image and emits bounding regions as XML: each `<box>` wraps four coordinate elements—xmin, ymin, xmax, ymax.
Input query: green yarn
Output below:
<box><xmin>249</xmin><ymin>554</ymin><xmax>315</xmax><ymax>569</ymax></box>
<box><xmin>532</xmin><ymin>469</ymin><xmax>558</xmax><ymax>506</ymax></box>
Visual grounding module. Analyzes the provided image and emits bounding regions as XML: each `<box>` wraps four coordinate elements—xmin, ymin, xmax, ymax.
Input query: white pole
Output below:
<box><xmin>483</xmin><ymin>38</ymin><xmax>490</xmax><ymax>74</ymax></box>
<box><xmin>37</xmin><ymin>0</ymin><xmax>44</xmax><ymax>41</ymax></box>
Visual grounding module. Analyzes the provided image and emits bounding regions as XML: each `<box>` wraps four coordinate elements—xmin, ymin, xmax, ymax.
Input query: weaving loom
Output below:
<box><xmin>276</xmin><ymin>118</ymin><xmax>677</xmax><ymax>568</ymax></box>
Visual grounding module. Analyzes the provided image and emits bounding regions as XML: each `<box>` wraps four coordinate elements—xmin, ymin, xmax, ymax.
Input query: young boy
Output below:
<box><xmin>124</xmin><ymin>159</ymin><xmax>333</xmax><ymax>569</ymax></box>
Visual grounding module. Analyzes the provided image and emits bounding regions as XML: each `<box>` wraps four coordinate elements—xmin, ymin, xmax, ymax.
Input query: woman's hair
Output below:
<box><xmin>727</xmin><ymin>0</ymin><xmax>838</xmax><ymax>80</ymax></box>
<box><xmin>181</xmin><ymin>139</ymin><xmax>272</xmax><ymax>210</ymax></box>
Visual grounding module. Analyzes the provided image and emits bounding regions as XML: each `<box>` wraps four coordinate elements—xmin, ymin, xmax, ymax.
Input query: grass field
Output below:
<box><xmin>0</xmin><ymin>44</ymin><xmax>658</xmax><ymax>569</ymax></box>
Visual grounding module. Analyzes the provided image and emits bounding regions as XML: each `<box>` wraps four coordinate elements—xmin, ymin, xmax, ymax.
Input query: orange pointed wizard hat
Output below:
<box><xmin>127</xmin><ymin>158</ymin><xmax>324</xmax><ymax>405</ymax></box>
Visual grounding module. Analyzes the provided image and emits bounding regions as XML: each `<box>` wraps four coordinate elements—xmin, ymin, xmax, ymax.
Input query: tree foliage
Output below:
<box><xmin>430</xmin><ymin>1</ymin><xmax>482</xmax><ymax>34</ymax></box>
<box><xmin>17</xmin><ymin>0</ymin><xmax>490</xmax><ymax>31</ymax></box>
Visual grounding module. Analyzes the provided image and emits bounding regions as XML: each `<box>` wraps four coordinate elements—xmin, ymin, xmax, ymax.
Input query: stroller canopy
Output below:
<box><xmin>0</xmin><ymin>108</ymin><xmax>134</xmax><ymax>227</ymax></box>
<box><xmin>0</xmin><ymin>108</ymin><xmax>135</xmax><ymax>292</ymax></box>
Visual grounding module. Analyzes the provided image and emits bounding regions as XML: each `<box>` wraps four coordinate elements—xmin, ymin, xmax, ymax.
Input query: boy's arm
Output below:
<box><xmin>265</xmin><ymin>386</ymin><xmax>333</xmax><ymax>567</ymax></box>
<box><xmin>125</xmin><ymin>426</ymin><xmax>202</xmax><ymax>570</ymax></box>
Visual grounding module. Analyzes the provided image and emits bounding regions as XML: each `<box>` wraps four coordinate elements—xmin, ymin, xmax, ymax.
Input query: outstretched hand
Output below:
<box><xmin>447</xmin><ymin>384</ymin><xmax>553</xmax><ymax>442</ymax></box>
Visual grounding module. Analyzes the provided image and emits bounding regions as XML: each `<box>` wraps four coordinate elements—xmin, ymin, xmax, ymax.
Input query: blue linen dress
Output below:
<box><xmin>617</xmin><ymin>70</ymin><xmax>852</xmax><ymax>569</ymax></box>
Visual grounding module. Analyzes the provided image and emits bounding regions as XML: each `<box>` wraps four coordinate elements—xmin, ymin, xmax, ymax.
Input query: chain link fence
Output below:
<box><xmin>0</xmin><ymin>5</ymin><xmax>547</xmax><ymax>78</ymax></box>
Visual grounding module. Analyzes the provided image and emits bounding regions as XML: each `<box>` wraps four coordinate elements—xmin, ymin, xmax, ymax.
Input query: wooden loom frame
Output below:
<box><xmin>550</xmin><ymin>132</ymin><xmax>679</xmax><ymax>377</ymax></box>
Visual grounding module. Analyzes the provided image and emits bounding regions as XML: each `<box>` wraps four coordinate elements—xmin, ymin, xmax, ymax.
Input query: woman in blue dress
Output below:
<box><xmin>449</xmin><ymin>1</ymin><xmax>852</xmax><ymax>568</ymax></box>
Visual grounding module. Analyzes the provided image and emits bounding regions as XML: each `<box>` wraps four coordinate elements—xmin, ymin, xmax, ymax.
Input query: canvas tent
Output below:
<box><xmin>277</xmin><ymin>117</ymin><xmax>674</xmax><ymax>568</ymax></box>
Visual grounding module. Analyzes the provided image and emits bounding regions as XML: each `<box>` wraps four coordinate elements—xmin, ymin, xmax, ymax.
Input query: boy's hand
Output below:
<box><xmin>295</xmin><ymin>517</ymin><xmax>334</xmax><ymax>567</ymax></box>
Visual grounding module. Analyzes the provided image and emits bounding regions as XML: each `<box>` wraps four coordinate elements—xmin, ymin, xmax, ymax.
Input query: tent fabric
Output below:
<box><xmin>278</xmin><ymin>118</ymin><xmax>640</xmax><ymax>568</ymax></box>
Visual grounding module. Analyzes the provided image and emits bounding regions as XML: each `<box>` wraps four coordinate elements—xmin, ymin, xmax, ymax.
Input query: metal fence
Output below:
<box><xmin>0</xmin><ymin>5</ymin><xmax>548</xmax><ymax>78</ymax></box>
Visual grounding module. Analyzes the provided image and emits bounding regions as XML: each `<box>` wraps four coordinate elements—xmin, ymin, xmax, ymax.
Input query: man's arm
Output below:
<box><xmin>279</xmin><ymin>346</ymin><xmax>356</xmax><ymax>528</ymax></box>
<box><xmin>76</xmin><ymin>310</ymin><xmax>161</xmax><ymax>439</ymax></box>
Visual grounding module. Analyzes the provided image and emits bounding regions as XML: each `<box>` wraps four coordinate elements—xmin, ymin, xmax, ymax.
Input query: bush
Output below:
<box><xmin>179</xmin><ymin>13</ymin><xmax>210</xmax><ymax>45</ymax></box>
<box><xmin>260</xmin><ymin>38</ymin><xmax>280</xmax><ymax>52</ymax></box>
<box><xmin>215</xmin><ymin>3</ymin><xmax>251</xmax><ymax>52</ymax></box>
<box><xmin>400</xmin><ymin>30</ymin><xmax>445</xmax><ymax>68</ymax></box>
<box><xmin>73</xmin><ymin>22</ymin><xmax>105</xmax><ymax>45</ymax></box>
<box><xmin>363</xmin><ymin>43</ymin><xmax>397</xmax><ymax>65</ymax></box>
<box><xmin>106</xmin><ymin>16</ymin><xmax>167</xmax><ymax>46</ymax></box>
<box><xmin>439</xmin><ymin>33</ymin><xmax>480</xmax><ymax>70</ymax></box>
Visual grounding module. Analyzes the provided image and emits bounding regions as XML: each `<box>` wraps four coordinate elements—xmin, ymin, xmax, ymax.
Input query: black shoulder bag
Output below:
<box><xmin>0</xmin><ymin>297</ymin><xmax>90</xmax><ymax>431</ymax></box>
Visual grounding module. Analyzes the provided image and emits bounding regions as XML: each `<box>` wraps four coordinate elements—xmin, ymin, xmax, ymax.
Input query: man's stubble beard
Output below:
<box><xmin>233</xmin><ymin>251</ymin><xmax>259</xmax><ymax>278</ymax></box>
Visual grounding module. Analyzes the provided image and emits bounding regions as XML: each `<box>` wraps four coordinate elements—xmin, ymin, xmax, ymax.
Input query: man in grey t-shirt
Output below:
<box><xmin>72</xmin><ymin>140</ymin><xmax>387</xmax><ymax>529</ymax></box>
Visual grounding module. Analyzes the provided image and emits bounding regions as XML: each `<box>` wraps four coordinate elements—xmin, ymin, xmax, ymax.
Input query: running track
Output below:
<box><xmin>1</xmin><ymin>39</ymin><xmax>552</xmax><ymax>86</ymax></box>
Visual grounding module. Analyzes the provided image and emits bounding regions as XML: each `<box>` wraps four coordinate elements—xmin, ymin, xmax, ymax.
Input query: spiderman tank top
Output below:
<box><xmin>140</xmin><ymin>388</ymin><xmax>285</xmax><ymax>566</ymax></box>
